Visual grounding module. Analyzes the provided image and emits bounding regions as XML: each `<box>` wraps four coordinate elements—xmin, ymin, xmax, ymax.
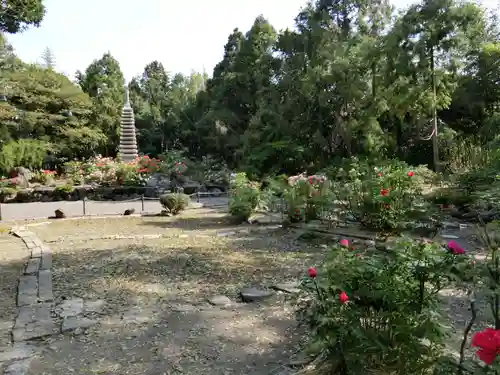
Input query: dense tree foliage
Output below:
<box><xmin>0</xmin><ymin>0</ymin><xmax>499</xmax><ymax>176</ymax></box>
<box><xmin>0</xmin><ymin>0</ymin><xmax>45</xmax><ymax>33</ymax></box>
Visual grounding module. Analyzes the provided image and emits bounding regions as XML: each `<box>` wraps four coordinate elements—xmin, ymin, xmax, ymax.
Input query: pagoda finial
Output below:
<box><xmin>124</xmin><ymin>83</ymin><xmax>131</xmax><ymax>108</ymax></box>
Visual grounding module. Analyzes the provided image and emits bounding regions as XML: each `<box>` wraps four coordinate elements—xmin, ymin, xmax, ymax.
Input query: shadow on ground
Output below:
<box><xmin>1</xmin><ymin>221</ymin><xmax>319</xmax><ymax>375</ymax></box>
<box><xmin>140</xmin><ymin>212</ymin><xmax>239</xmax><ymax>231</ymax></box>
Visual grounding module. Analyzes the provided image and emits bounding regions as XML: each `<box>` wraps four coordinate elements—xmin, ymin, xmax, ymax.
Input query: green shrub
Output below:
<box><xmin>228</xmin><ymin>172</ymin><xmax>260</xmax><ymax>222</ymax></box>
<box><xmin>160</xmin><ymin>193</ymin><xmax>190</xmax><ymax>215</ymax></box>
<box><xmin>0</xmin><ymin>139</ymin><xmax>51</xmax><ymax>175</ymax></box>
<box><xmin>54</xmin><ymin>184</ymin><xmax>74</xmax><ymax>194</ymax></box>
<box><xmin>298</xmin><ymin>237</ymin><xmax>472</xmax><ymax>375</ymax></box>
<box><xmin>31</xmin><ymin>170</ymin><xmax>56</xmax><ymax>185</ymax></box>
<box><xmin>333</xmin><ymin>158</ymin><xmax>430</xmax><ymax>231</ymax></box>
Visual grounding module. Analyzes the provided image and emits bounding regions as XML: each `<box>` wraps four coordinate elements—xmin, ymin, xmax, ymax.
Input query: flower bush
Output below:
<box><xmin>333</xmin><ymin>159</ymin><xmax>430</xmax><ymax>231</ymax></box>
<box><xmin>30</xmin><ymin>170</ymin><xmax>56</xmax><ymax>185</ymax></box>
<box><xmin>297</xmin><ymin>237</ymin><xmax>472</xmax><ymax>375</ymax></box>
<box><xmin>63</xmin><ymin>155</ymin><xmax>160</xmax><ymax>186</ymax></box>
<box><xmin>228</xmin><ymin>172</ymin><xmax>261</xmax><ymax>222</ymax></box>
<box><xmin>284</xmin><ymin>173</ymin><xmax>330</xmax><ymax>222</ymax></box>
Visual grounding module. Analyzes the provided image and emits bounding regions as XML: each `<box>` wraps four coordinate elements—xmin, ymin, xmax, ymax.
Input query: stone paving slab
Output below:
<box><xmin>37</xmin><ymin>271</ymin><xmax>52</xmax><ymax>303</ymax></box>
<box><xmin>17</xmin><ymin>277</ymin><xmax>37</xmax><ymax>307</ymax></box>
<box><xmin>23</xmin><ymin>260</ymin><xmax>40</xmax><ymax>276</ymax></box>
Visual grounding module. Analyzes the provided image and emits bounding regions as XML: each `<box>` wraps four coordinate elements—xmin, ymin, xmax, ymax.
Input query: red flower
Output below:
<box><xmin>339</xmin><ymin>291</ymin><xmax>349</xmax><ymax>304</ymax></box>
<box><xmin>472</xmin><ymin>328</ymin><xmax>500</xmax><ymax>365</ymax></box>
<box><xmin>377</xmin><ymin>172</ymin><xmax>382</xmax><ymax>177</ymax></box>
<box><xmin>380</xmin><ymin>188</ymin><xmax>389</xmax><ymax>196</ymax></box>
<box><xmin>447</xmin><ymin>240</ymin><xmax>465</xmax><ymax>255</ymax></box>
<box><xmin>307</xmin><ymin>267</ymin><xmax>317</xmax><ymax>278</ymax></box>
<box><xmin>407</xmin><ymin>171</ymin><xmax>414</xmax><ymax>177</ymax></box>
<box><xmin>339</xmin><ymin>239</ymin><xmax>349</xmax><ymax>248</ymax></box>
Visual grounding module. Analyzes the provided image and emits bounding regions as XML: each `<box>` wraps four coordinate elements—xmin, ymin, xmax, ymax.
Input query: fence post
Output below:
<box><xmin>141</xmin><ymin>195</ymin><xmax>145</xmax><ymax>212</ymax></box>
<box><xmin>196</xmin><ymin>191</ymin><xmax>200</xmax><ymax>203</ymax></box>
<box><xmin>82</xmin><ymin>197</ymin><xmax>86</xmax><ymax>216</ymax></box>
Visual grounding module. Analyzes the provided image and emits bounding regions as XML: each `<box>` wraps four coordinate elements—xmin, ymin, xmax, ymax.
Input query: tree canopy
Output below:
<box><xmin>0</xmin><ymin>0</ymin><xmax>499</xmax><ymax>176</ymax></box>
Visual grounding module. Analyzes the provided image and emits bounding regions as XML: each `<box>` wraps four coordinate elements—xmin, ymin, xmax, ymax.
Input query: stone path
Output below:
<box><xmin>0</xmin><ymin>227</ymin><xmax>100</xmax><ymax>375</ymax></box>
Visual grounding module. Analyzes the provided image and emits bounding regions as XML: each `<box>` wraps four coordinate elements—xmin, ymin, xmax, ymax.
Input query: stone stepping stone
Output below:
<box><xmin>207</xmin><ymin>295</ymin><xmax>232</xmax><ymax>306</ymax></box>
<box><xmin>239</xmin><ymin>287</ymin><xmax>274</xmax><ymax>303</ymax></box>
<box><xmin>271</xmin><ymin>282</ymin><xmax>301</xmax><ymax>294</ymax></box>
<box><xmin>56</xmin><ymin>298</ymin><xmax>84</xmax><ymax>318</ymax></box>
<box><xmin>61</xmin><ymin>317</ymin><xmax>98</xmax><ymax>333</ymax></box>
<box><xmin>217</xmin><ymin>231</ymin><xmax>236</xmax><ymax>237</ymax></box>
<box><xmin>0</xmin><ymin>343</ymin><xmax>37</xmax><ymax>362</ymax></box>
<box><xmin>84</xmin><ymin>300</ymin><xmax>105</xmax><ymax>314</ymax></box>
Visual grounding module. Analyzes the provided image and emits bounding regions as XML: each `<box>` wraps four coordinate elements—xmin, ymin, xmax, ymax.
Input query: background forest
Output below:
<box><xmin>0</xmin><ymin>0</ymin><xmax>499</xmax><ymax>178</ymax></box>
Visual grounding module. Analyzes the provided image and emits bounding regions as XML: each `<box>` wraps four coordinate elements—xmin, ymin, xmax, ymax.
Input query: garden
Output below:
<box><xmin>2</xmin><ymin>0</ymin><xmax>500</xmax><ymax>373</ymax></box>
<box><xmin>222</xmin><ymin>155</ymin><xmax>500</xmax><ymax>374</ymax></box>
<box><xmin>0</xmin><ymin>145</ymin><xmax>231</xmax><ymax>203</ymax></box>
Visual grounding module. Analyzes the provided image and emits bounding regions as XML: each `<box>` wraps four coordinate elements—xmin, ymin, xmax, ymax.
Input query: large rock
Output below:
<box><xmin>14</xmin><ymin>167</ymin><xmax>32</xmax><ymax>188</ymax></box>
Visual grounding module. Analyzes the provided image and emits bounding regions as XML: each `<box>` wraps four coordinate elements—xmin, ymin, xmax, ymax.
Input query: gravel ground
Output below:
<box><xmin>22</xmin><ymin>212</ymin><xmax>316</xmax><ymax>375</ymax></box>
<box><xmin>1</xmin><ymin>211</ymin><xmax>493</xmax><ymax>374</ymax></box>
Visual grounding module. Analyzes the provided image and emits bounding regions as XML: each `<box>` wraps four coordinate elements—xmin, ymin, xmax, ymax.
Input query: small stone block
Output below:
<box><xmin>24</xmin><ymin>258</ymin><xmax>40</xmax><ymax>275</ymax></box>
<box><xmin>30</xmin><ymin>247</ymin><xmax>42</xmax><ymax>258</ymax></box>
<box><xmin>0</xmin><ymin>343</ymin><xmax>37</xmax><ymax>362</ymax></box>
<box><xmin>239</xmin><ymin>287</ymin><xmax>274</xmax><ymax>303</ymax></box>
<box><xmin>207</xmin><ymin>295</ymin><xmax>232</xmax><ymax>306</ymax></box>
<box><xmin>271</xmin><ymin>282</ymin><xmax>301</xmax><ymax>294</ymax></box>
<box><xmin>4</xmin><ymin>357</ymin><xmax>34</xmax><ymax>375</ymax></box>
<box><xmin>41</xmin><ymin>244</ymin><xmax>52</xmax><ymax>253</ymax></box>
<box><xmin>57</xmin><ymin>298</ymin><xmax>84</xmax><ymax>318</ymax></box>
<box><xmin>24</xmin><ymin>241</ymin><xmax>36</xmax><ymax>249</ymax></box>
<box><xmin>38</xmin><ymin>270</ymin><xmax>53</xmax><ymax>302</ymax></box>
<box><xmin>84</xmin><ymin>300</ymin><xmax>105</xmax><ymax>314</ymax></box>
<box><xmin>15</xmin><ymin>304</ymin><xmax>51</xmax><ymax>329</ymax></box>
<box><xmin>17</xmin><ymin>276</ymin><xmax>37</xmax><ymax>306</ymax></box>
<box><xmin>61</xmin><ymin>317</ymin><xmax>97</xmax><ymax>333</ymax></box>
<box><xmin>40</xmin><ymin>253</ymin><xmax>52</xmax><ymax>270</ymax></box>
<box><xmin>32</xmin><ymin>238</ymin><xmax>44</xmax><ymax>247</ymax></box>
<box><xmin>13</xmin><ymin>321</ymin><xmax>55</xmax><ymax>342</ymax></box>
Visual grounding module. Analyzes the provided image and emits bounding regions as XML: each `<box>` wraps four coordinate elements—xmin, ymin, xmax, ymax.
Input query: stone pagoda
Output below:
<box><xmin>118</xmin><ymin>85</ymin><xmax>138</xmax><ymax>162</ymax></box>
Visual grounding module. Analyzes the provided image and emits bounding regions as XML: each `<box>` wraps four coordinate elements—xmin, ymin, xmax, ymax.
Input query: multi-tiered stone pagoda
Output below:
<box><xmin>118</xmin><ymin>86</ymin><xmax>138</xmax><ymax>162</ymax></box>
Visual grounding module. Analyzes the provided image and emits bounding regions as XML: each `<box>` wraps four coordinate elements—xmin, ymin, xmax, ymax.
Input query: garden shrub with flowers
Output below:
<box><xmin>30</xmin><ymin>170</ymin><xmax>56</xmax><ymax>185</ymax></box>
<box><xmin>332</xmin><ymin>159</ymin><xmax>431</xmax><ymax>231</ymax></box>
<box><xmin>63</xmin><ymin>155</ymin><xmax>161</xmax><ymax>187</ymax></box>
<box><xmin>297</xmin><ymin>237</ymin><xmax>474</xmax><ymax>375</ymax></box>
<box><xmin>284</xmin><ymin>173</ymin><xmax>331</xmax><ymax>223</ymax></box>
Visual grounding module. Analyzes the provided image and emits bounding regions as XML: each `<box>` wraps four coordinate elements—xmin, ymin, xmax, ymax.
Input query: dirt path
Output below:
<box><xmin>4</xmin><ymin>213</ymin><xmax>314</xmax><ymax>375</ymax></box>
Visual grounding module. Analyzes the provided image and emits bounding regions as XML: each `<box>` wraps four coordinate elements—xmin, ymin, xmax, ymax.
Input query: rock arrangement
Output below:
<box><xmin>0</xmin><ymin>227</ymin><xmax>102</xmax><ymax>375</ymax></box>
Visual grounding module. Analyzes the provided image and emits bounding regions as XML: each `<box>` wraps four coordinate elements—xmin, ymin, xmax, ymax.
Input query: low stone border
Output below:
<box><xmin>9</xmin><ymin>227</ymin><xmax>55</xmax><ymax>342</ymax></box>
<box><xmin>0</xmin><ymin>227</ymin><xmax>58</xmax><ymax>374</ymax></box>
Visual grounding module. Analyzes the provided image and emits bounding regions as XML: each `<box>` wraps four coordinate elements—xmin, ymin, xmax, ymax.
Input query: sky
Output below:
<box><xmin>6</xmin><ymin>0</ymin><xmax>500</xmax><ymax>82</ymax></box>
